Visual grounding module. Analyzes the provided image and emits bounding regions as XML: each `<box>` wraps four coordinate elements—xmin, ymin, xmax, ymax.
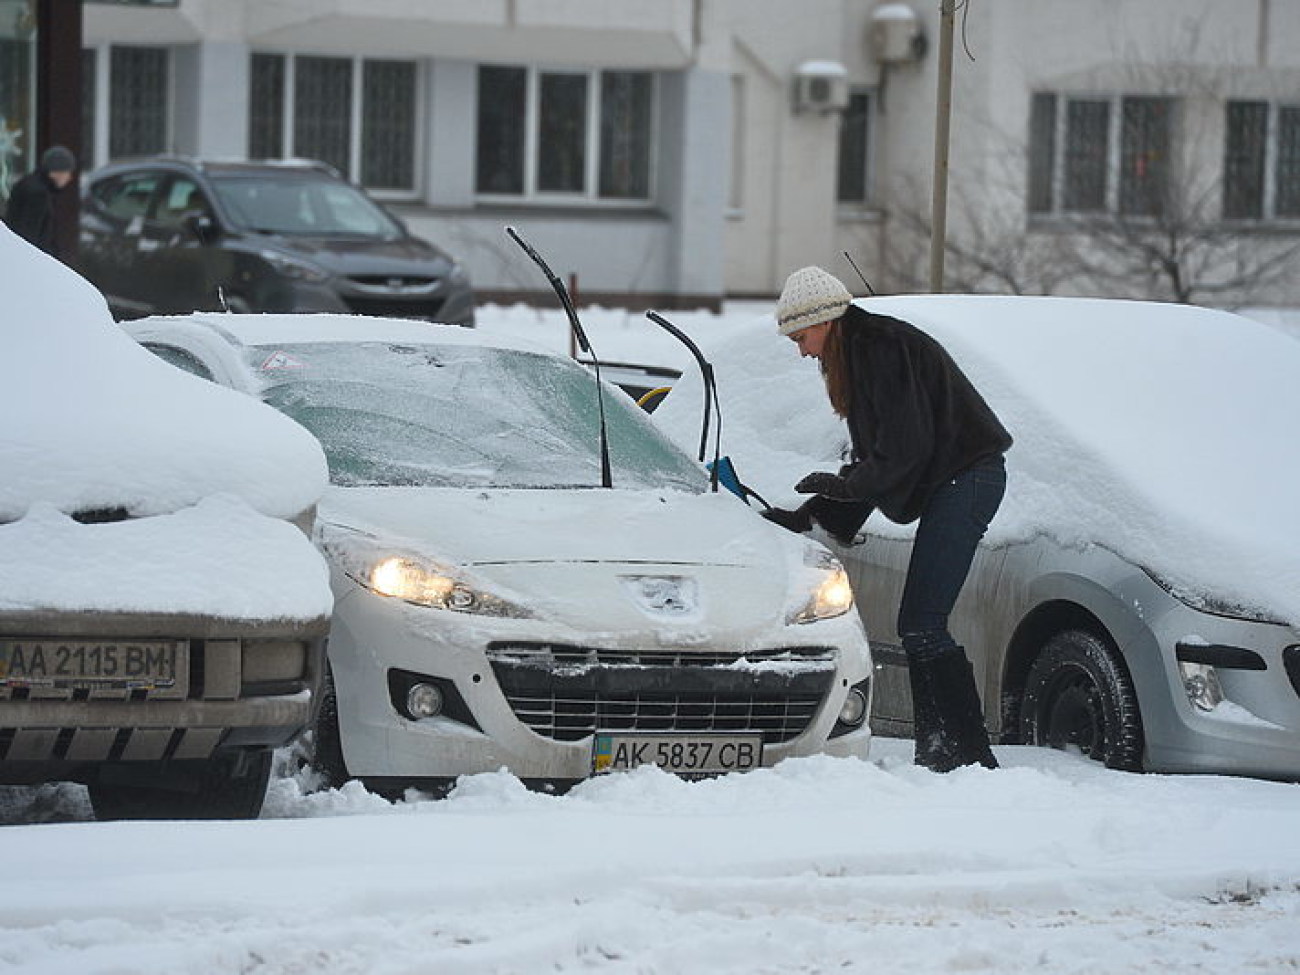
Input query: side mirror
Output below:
<box><xmin>186</xmin><ymin>213</ymin><xmax>217</xmax><ymax>243</ymax></box>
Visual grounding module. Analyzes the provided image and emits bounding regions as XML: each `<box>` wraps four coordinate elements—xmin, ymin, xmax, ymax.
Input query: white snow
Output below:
<box><xmin>2</xmin><ymin>247</ymin><xmax>1299</xmax><ymax>972</ymax></box>
<box><xmin>0</xmin><ymin>226</ymin><xmax>331</xmax><ymax>619</ymax></box>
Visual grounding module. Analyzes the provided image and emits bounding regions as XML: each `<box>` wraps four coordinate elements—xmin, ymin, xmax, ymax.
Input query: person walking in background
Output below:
<box><xmin>762</xmin><ymin>266</ymin><xmax>1012</xmax><ymax>772</ymax></box>
<box><xmin>4</xmin><ymin>145</ymin><xmax>76</xmax><ymax>258</ymax></box>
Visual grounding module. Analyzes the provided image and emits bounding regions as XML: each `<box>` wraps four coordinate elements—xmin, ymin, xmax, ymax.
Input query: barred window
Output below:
<box><xmin>110</xmin><ymin>46</ymin><xmax>168</xmax><ymax>159</ymax></box>
<box><xmin>1029</xmin><ymin>92</ymin><xmax>1175</xmax><ymax>219</ymax></box>
<box><xmin>1062</xmin><ymin>100</ymin><xmax>1109</xmax><ymax>212</ymax></box>
<box><xmin>248</xmin><ymin>53</ymin><xmax>418</xmax><ymax>193</ymax></box>
<box><xmin>476</xmin><ymin>65</ymin><xmax>655</xmax><ymax>203</ymax></box>
<box><xmin>1223</xmin><ymin>100</ymin><xmax>1300</xmax><ymax>221</ymax></box>
<box><xmin>362</xmin><ymin>61</ymin><xmax>416</xmax><ymax>190</ymax></box>
<box><xmin>836</xmin><ymin>88</ymin><xmax>874</xmax><ymax>204</ymax></box>
<box><xmin>249</xmin><ymin>53</ymin><xmax>285</xmax><ymax>160</ymax></box>
<box><xmin>1119</xmin><ymin>97</ymin><xmax>1171</xmax><ymax>217</ymax></box>
<box><xmin>1223</xmin><ymin>101</ymin><xmax>1267</xmax><ymax>220</ymax></box>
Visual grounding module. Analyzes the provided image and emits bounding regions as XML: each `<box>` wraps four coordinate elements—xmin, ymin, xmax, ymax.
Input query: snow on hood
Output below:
<box><xmin>653</xmin><ymin>295</ymin><xmax>1300</xmax><ymax>624</ymax></box>
<box><xmin>320</xmin><ymin>486</ymin><xmax>787</xmax><ymax>569</ymax></box>
<box><xmin>0</xmin><ymin>496</ymin><xmax>332</xmax><ymax>619</ymax></box>
<box><xmin>0</xmin><ymin>226</ymin><xmax>327</xmax><ymax>522</ymax></box>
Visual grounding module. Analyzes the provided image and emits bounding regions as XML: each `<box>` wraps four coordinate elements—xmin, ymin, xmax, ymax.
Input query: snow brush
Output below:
<box><xmin>644</xmin><ymin>310</ymin><xmax>769</xmax><ymax>509</ymax></box>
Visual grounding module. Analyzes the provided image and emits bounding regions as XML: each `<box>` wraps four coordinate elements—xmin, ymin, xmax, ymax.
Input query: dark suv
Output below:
<box><xmin>79</xmin><ymin>157</ymin><xmax>475</xmax><ymax>326</ymax></box>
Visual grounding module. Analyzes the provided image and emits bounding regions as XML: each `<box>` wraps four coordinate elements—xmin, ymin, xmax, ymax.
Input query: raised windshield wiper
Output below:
<box><xmin>505</xmin><ymin>226</ymin><xmax>613</xmax><ymax>489</ymax></box>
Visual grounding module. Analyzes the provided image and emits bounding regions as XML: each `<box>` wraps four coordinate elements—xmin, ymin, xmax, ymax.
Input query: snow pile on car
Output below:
<box><xmin>653</xmin><ymin>295</ymin><xmax>1300</xmax><ymax>624</ymax></box>
<box><xmin>0</xmin><ymin>225</ymin><xmax>331</xmax><ymax>619</ymax></box>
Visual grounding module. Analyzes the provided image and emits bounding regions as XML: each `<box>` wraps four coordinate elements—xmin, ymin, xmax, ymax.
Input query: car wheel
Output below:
<box><xmin>308</xmin><ymin>666</ymin><xmax>350</xmax><ymax>789</ymax></box>
<box><xmin>88</xmin><ymin>749</ymin><xmax>273</xmax><ymax>821</ymax></box>
<box><xmin>1019</xmin><ymin>629</ymin><xmax>1144</xmax><ymax>771</ymax></box>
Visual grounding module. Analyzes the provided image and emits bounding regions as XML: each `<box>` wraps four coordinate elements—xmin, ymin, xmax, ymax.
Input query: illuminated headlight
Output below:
<box><xmin>321</xmin><ymin>530</ymin><xmax>532</xmax><ymax>618</ymax></box>
<box><xmin>791</xmin><ymin>549</ymin><xmax>855</xmax><ymax>624</ymax></box>
<box><xmin>365</xmin><ymin>556</ymin><xmax>531</xmax><ymax>617</ymax></box>
<box><xmin>1178</xmin><ymin>660</ymin><xmax>1225</xmax><ymax>712</ymax></box>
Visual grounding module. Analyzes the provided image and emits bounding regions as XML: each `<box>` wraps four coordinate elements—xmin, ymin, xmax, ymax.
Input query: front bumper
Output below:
<box><xmin>328</xmin><ymin>584</ymin><xmax>872</xmax><ymax>785</ymax></box>
<box><xmin>0</xmin><ymin>612</ymin><xmax>328</xmax><ymax>785</ymax></box>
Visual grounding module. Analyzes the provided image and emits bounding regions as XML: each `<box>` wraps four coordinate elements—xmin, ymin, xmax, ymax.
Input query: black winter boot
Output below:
<box><xmin>907</xmin><ymin>650</ymin><xmax>998</xmax><ymax>772</ymax></box>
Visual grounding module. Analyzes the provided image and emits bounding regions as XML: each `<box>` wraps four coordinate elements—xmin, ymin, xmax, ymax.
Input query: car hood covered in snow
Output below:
<box><xmin>319</xmin><ymin>486</ymin><xmax>826</xmax><ymax>632</ymax></box>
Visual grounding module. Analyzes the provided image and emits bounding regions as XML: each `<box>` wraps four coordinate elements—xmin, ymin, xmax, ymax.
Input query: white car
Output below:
<box><xmin>124</xmin><ymin>313</ymin><xmax>873</xmax><ymax>792</ymax></box>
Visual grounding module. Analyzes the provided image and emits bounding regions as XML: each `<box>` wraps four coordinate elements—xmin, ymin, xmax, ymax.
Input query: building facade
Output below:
<box><xmin>3</xmin><ymin>0</ymin><xmax>1297</xmax><ymax>307</ymax></box>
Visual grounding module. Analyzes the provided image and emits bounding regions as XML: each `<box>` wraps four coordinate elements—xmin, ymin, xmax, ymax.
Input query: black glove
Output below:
<box><xmin>760</xmin><ymin>505</ymin><xmax>813</xmax><ymax>534</ymax></box>
<box><xmin>794</xmin><ymin>472</ymin><xmax>855</xmax><ymax>501</ymax></box>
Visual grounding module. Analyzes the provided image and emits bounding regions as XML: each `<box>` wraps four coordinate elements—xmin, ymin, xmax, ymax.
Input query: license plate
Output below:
<box><xmin>592</xmin><ymin>733</ymin><xmax>763</xmax><ymax>777</ymax></box>
<box><xmin>0</xmin><ymin>639</ymin><xmax>186</xmax><ymax>690</ymax></box>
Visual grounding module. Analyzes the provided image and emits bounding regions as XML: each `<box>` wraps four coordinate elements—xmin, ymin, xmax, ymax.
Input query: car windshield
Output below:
<box><xmin>249</xmin><ymin>342</ymin><xmax>709</xmax><ymax>492</ymax></box>
<box><xmin>210</xmin><ymin>174</ymin><xmax>403</xmax><ymax>239</ymax></box>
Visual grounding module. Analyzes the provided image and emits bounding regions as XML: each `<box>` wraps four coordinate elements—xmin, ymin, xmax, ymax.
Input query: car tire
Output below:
<box><xmin>308</xmin><ymin>666</ymin><xmax>350</xmax><ymax>789</ymax></box>
<box><xmin>1019</xmin><ymin>629</ymin><xmax>1144</xmax><ymax>771</ymax></box>
<box><xmin>88</xmin><ymin>748</ymin><xmax>274</xmax><ymax>821</ymax></box>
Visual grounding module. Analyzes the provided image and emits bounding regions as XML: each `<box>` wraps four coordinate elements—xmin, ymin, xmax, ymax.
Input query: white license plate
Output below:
<box><xmin>0</xmin><ymin>639</ymin><xmax>186</xmax><ymax>689</ymax></box>
<box><xmin>592</xmin><ymin>733</ymin><xmax>763</xmax><ymax>777</ymax></box>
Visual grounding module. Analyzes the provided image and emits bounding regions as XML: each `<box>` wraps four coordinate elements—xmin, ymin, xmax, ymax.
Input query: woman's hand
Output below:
<box><xmin>794</xmin><ymin>472</ymin><xmax>854</xmax><ymax>500</ymax></box>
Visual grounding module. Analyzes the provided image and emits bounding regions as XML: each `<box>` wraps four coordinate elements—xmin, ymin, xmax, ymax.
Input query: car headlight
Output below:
<box><xmin>259</xmin><ymin>249</ymin><xmax>331</xmax><ymax>283</ymax></box>
<box><xmin>790</xmin><ymin>548</ymin><xmax>855</xmax><ymax>624</ymax></box>
<box><xmin>321</xmin><ymin>529</ymin><xmax>532</xmax><ymax>618</ymax></box>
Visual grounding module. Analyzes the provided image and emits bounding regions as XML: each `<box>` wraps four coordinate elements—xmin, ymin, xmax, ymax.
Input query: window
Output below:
<box><xmin>837</xmin><ymin>88</ymin><xmax>874</xmax><ymax>205</ymax></box>
<box><xmin>1223</xmin><ymin>100</ymin><xmax>1300</xmax><ymax>221</ymax></box>
<box><xmin>475</xmin><ymin>65</ymin><xmax>654</xmax><ymax>202</ymax></box>
<box><xmin>249</xmin><ymin>53</ymin><xmax>419</xmax><ymax>193</ymax></box>
<box><xmin>110</xmin><ymin>46</ymin><xmax>169</xmax><ymax>159</ymax></box>
<box><xmin>1028</xmin><ymin>92</ymin><xmax>1174</xmax><ymax>218</ymax></box>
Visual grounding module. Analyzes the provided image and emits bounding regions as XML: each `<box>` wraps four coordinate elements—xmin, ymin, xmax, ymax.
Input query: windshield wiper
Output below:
<box><xmin>506</xmin><ymin>226</ymin><xmax>613</xmax><ymax>489</ymax></box>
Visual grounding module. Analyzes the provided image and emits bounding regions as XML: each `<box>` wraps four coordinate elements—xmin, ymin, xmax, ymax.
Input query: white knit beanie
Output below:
<box><xmin>775</xmin><ymin>266</ymin><xmax>852</xmax><ymax>335</ymax></box>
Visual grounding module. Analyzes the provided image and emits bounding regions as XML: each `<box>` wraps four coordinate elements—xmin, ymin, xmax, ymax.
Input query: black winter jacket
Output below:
<box><xmin>4</xmin><ymin>170</ymin><xmax>61</xmax><ymax>255</ymax></box>
<box><xmin>833</xmin><ymin>305</ymin><xmax>1012</xmax><ymax>525</ymax></box>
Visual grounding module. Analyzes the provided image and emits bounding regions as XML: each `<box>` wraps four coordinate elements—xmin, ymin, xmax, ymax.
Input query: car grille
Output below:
<box><xmin>341</xmin><ymin>295</ymin><xmax>446</xmax><ymax>321</ymax></box>
<box><xmin>487</xmin><ymin>642</ymin><xmax>837</xmax><ymax>744</ymax></box>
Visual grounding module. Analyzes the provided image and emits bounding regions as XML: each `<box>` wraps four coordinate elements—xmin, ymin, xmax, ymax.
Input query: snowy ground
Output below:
<box><xmin>2</xmin><ymin>298</ymin><xmax>1299</xmax><ymax>973</ymax></box>
<box><xmin>3</xmin><ymin>740</ymin><xmax>1299</xmax><ymax>974</ymax></box>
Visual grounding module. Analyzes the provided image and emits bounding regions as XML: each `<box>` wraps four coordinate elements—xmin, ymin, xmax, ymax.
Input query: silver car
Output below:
<box><xmin>124</xmin><ymin>313</ymin><xmax>873</xmax><ymax>794</ymax></box>
<box><xmin>654</xmin><ymin>294</ymin><xmax>1300</xmax><ymax>779</ymax></box>
<box><xmin>830</xmin><ymin>296</ymin><xmax>1300</xmax><ymax>779</ymax></box>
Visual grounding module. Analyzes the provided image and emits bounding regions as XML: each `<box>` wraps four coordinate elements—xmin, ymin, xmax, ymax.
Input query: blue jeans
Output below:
<box><xmin>898</xmin><ymin>455</ymin><xmax>1006</xmax><ymax>662</ymax></box>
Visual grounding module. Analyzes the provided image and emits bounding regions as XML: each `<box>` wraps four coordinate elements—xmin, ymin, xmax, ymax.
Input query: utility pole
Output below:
<box><xmin>928</xmin><ymin>0</ymin><xmax>957</xmax><ymax>293</ymax></box>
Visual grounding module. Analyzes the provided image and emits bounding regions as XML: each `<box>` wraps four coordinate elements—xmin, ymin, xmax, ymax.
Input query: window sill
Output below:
<box><xmin>835</xmin><ymin>204</ymin><xmax>885</xmax><ymax>223</ymax></box>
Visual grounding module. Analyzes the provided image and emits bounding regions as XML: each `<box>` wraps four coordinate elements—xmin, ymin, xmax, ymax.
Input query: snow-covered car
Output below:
<box><xmin>123</xmin><ymin>313</ymin><xmax>873</xmax><ymax>793</ymax></box>
<box><xmin>0</xmin><ymin>226</ymin><xmax>333</xmax><ymax>819</ymax></box>
<box><xmin>653</xmin><ymin>295</ymin><xmax>1300</xmax><ymax>780</ymax></box>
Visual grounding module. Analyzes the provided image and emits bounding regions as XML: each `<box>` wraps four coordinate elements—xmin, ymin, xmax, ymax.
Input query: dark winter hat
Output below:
<box><xmin>40</xmin><ymin>145</ymin><xmax>76</xmax><ymax>173</ymax></box>
<box><xmin>776</xmin><ymin>266</ymin><xmax>852</xmax><ymax>336</ymax></box>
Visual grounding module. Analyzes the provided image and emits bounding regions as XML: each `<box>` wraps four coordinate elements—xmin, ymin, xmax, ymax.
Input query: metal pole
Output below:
<box><xmin>929</xmin><ymin>0</ymin><xmax>957</xmax><ymax>293</ymax></box>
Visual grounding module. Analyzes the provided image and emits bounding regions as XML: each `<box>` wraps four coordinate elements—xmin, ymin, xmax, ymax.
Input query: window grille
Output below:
<box><xmin>109</xmin><ymin>46</ymin><xmax>168</xmax><ymax>159</ymax></box>
<box><xmin>293</xmin><ymin>56</ymin><xmax>352</xmax><ymax>177</ymax></box>
<box><xmin>361</xmin><ymin>60</ymin><xmax>415</xmax><ymax>190</ymax></box>
<box><xmin>249</xmin><ymin>53</ymin><xmax>285</xmax><ymax>160</ymax></box>
<box><xmin>475</xmin><ymin>66</ymin><xmax>526</xmax><ymax>195</ymax></box>
<box><xmin>600</xmin><ymin>71</ymin><xmax>652</xmax><ymax>199</ymax></box>
<box><xmin>836</xmin><ymin>88</ymin><xmax>874</xmax><ymax>204</ymax></box>
<box><xmin>538</xmin><ymin>73</ymin><xmax>588</xmax><ymax>193</ymax></box>
<box><xmin>1062</xmin><ymin>99</ymin><xmax>1109</xmax><ymax>212</ymax></box>
<box><xmin>1119</xmin><ymin>97</ymin><xmax>1170</xmax><ymax>218</ymax></box>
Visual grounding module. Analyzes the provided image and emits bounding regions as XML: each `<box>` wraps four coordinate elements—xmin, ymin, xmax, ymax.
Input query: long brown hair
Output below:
<box><xmin>819</xmin><ymin>319</ymin><xmax>852</xmax><ymax>418</ymax></box>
